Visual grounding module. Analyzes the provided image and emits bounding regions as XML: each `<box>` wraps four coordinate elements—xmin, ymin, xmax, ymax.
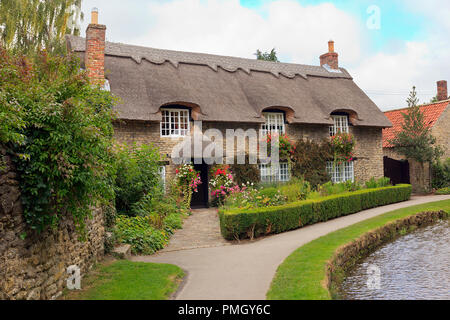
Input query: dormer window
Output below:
<box><xmin>329</xmin><ymin>114</ymin><xmax>349</xmax><ymax>136</ymax></box>
<box><xmin>261</xmin><ymin>112</ymin><xmax>285</xmax><ymax>135</ymax></box>
<box><xmin>160</xmin><ymin>108</ymin><xmax>190</xmax><ymax>137</ymax></box>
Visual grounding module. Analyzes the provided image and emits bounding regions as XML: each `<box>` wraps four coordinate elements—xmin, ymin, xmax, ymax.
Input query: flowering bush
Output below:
<box><xmin>330</xmin><ymin>132</ymin><xmax>355</xmax><ymax>164</ymax></box>
<box><xmin>264</xmin><ymin>132</ymin><xmax>296</xmax><ymax>160</ymax></box>
<box><xmin>175</xmin><ymin>164</ymin><xmax>201</xmax><ymax>207</ymax></box>
<box><xmin>223</xmin><ymin>182</ymin><xmax>288</xmax><ymax>210</ymax></box>
<box><xmin>209</xmin><ymin>165</ymin><xmax>235</xmax><ymax>206</ymax></box>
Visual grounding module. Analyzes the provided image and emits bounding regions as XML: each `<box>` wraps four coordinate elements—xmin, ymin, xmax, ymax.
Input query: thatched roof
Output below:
<box><xmin>66</xmin><ymin>35</ymin><xmax>391</xmax><ymax>127</ymax></box>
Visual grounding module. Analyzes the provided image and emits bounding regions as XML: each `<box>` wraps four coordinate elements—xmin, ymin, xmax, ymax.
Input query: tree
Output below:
<box><xmin>255</xmin><ymin>48</ymin><xmax>279</xmax><ymax>62</ymax></box>
<box><xmin>389</xmin><ymin>86</ymin><xmax>443</xmax><ymax>191</ymax></box>
<box><xmin>0</xmin><ymin>0</ymin><xmax>84</xmax><ymax>53</ymax></box>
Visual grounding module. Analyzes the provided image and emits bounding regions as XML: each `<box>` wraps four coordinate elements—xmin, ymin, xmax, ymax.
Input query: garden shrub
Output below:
<box><xmin>114</xmin><ymin>215</ymin><xmax>169</xmax><ymax>255</ymax></box>
<box><xmin>114</xmin><ymin>143</ymin><xmax>161</xmax><ymax>216</ymax></box>
<box><xmin>175</xmin><ymin>163</ymin><xmax>202</xmax><ymax>208</ymax></box>
<box><xmin>229</xmin><ymin>162</ymin><xmax>260</xmax><ymax>187</ymax></box>
<box><xmin>218</xmin><ymin>184</ymin><xmax>412</xmax><ymax>240</ymax></box>
<box><xmin>291</xmin><ymin>139</ymin><xmax>332</xmax><ymax>188</ymax></box>
<box><xmin>435</xmin><ymin>187</ymin><xmax>450</xmax><ymax>195</ymax></box>
<box><xmin>432</xmin><ymin>158</ymin><xmax>450</xmax><ymax>189</ymax></box>
<box><xmin>365</xmin><ymin>177</ymin><xmax>391</xmax><ymax>189</ymax></box>
<box><xmin>318</xmin><ymin>180</ymin><xmax>362</xmax><ymax>196</ymax></box>
<box><xmin>0</xmin><ymin>49</ymin><xmax>116</xmax><ymax>233</ymax></box>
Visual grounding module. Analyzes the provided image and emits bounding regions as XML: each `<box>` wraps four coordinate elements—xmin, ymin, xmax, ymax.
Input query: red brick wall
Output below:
<box><xmin>85</xmin><ymin>24</ymin><xmax>106</xmax><ymax>86</ymax></box>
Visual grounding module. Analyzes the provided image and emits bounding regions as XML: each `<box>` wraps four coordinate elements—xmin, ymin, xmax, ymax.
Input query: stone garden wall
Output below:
<box><xmin>0</xmin><ymin>147</ymin><xmax>105</xmax><ymax>300</ymax></box>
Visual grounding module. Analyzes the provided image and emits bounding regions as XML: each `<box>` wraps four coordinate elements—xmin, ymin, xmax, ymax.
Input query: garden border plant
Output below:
<box><xmin>219</xmin><ymin>184</ymin><xmax>412</xmax><ymax>240</ymax></box>
<box><xmin>266</xmin><ymin>199</ymin><xmax>450</xmax><ymax>300</ymax></box>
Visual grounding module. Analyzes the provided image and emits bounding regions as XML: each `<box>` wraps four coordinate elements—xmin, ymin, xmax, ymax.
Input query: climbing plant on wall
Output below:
<box><xmin>0</xmin><ymin>48</ymin><xmax>117</xmax><ymax>234</ymax></box>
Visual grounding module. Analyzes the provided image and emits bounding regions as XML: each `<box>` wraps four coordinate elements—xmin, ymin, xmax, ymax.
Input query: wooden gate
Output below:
<box><xmin>383</xmin><ymin>156</ymin><xmax>410</xmax><ymax>185</ymax></box>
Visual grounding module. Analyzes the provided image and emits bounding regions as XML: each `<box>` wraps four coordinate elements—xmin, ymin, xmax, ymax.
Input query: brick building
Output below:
<box><xmin>383</xmin><ymin>81</ymin><xmax>450</xmax><ymax>192</ymax></box>
<box><xmin>66</xmin><ymin>9</ymin><xmax>392</xmax><ymax>206</ymax></box>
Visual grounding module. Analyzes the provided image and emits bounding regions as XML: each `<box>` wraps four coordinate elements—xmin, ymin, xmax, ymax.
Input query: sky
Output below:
<box><xmin>78</xmin><ymin>0</ymin><xmax>450</xmax><ymax>111</ymax></box>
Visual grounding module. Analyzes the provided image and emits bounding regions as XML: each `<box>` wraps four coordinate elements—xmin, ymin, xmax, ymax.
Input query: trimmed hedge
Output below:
<box><xmin>219</xmin><ymin>184</ymin><xmax>412</xmax><ymax>240</ymax></box>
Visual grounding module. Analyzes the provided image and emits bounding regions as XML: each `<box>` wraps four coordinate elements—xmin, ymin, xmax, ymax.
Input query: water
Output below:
<box><xmin>338</xmin><ymin>219</ymin><xmax>450</xmax><ymax>300</ymax></box>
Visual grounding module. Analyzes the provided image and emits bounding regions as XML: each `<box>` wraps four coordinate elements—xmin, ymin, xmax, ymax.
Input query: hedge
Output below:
<box><xmin>218</xmin><ymin>184</ymin><xmax>412</xmax><ymax>240</ymax></box>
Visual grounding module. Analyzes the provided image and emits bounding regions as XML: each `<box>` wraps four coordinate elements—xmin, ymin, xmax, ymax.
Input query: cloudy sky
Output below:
<box><xmin>79</xmin><ymin>0</ymin><xmax>450</xmax><ymax>111</ymax></box>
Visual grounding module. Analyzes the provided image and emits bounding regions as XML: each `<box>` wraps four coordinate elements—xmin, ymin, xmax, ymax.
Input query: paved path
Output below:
<box><xmin>132</xmin><ymin>195</ymin><xmax>450</xmax><ymax>300</ymax></box>
<box><xmin>160</xmin><ymin>208</ymin><xmax>229</xmax><ymax>253</ymax></box>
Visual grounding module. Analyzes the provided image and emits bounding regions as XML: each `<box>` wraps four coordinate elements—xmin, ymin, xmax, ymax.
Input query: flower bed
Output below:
<box><xmin>218</xmin><ymin>184</ymin><xmax>412</xmax><ymax>240</ymax></box>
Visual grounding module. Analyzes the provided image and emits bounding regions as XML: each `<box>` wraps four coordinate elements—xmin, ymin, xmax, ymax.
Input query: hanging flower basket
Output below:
<box><xmin>330</xmin><ymin>132</ymin><xmax>355</xmax><ymax>164</ymax></box>
<box><xmin>264</xmin><ymin>132</ymin><xmax>296</xmax><ymax>160</ymax></box>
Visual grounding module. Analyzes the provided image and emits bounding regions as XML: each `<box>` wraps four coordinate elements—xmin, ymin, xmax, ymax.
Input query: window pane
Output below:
<box><xmin>160</xmin><ymin>109</ymin><xmax>190</xmax><ymax>137</ymax></box>
<box><xmin>262</xmin><ymin>112</ymin><xmax>285</xmax><ymax>135</ymax></box>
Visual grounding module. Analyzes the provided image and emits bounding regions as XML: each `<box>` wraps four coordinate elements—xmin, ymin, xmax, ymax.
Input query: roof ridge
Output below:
<box><xmin>66</xmin><ymin>35</ymin><xmax>353</xmax><ymax>80</ymax></box>
<box><xmin>384</xmin><ymin>99</ymin><xmax>450</xmax><ymax>113</ymax></box>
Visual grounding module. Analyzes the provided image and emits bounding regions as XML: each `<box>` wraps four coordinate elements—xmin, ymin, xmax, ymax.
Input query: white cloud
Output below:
<box><xmin>80</xmin><ymin>0</ymin><xmax>450</xmax><ymax>110</ymax></box>
<box><xmin>131</xmin><ymin>0</ymin><xmax>363</xmax><ymax>65</ymax></box>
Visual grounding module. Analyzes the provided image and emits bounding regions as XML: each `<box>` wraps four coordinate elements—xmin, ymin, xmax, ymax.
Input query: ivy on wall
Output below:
<box><xmin>0</xmin><ymin>48</ymin><xmax>117</xmax><ymax>234</ymax></box>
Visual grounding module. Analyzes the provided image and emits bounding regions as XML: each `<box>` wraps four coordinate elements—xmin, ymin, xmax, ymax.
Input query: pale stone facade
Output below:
<box><xmin>113</xmin><ymin>119</ymin><xmax>384</xmax><ymax>185</ymax></box>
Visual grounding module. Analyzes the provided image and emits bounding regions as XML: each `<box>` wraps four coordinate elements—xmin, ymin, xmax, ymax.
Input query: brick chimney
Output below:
<box><xmin>85</xmin><ymin>8</ymin><xmax>106</xmax><ymax>86</ymax></box>
<box><xmin>437</xmin><ymin>80</ymin><xmax>448</xmax><ymax>101</ymax></box>
<box><xmin>320</xmin><ymin>40</ymin><xmax>339</xmax><ymax>70</ymax></box>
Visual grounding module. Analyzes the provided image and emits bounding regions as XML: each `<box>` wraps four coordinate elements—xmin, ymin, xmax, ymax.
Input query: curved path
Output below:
<box><xmin>132</xmin><ymin>195</ymin><xmax>450</xmax><ymax>300</ymax></box>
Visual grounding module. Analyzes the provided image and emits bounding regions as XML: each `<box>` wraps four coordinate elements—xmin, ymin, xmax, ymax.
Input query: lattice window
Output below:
<box><xmin>259</xmin><ymin>162</ymin><xmax>290</xmax><ymax>183</ymax></box>
<box><xmin>261</xmin><ymin>112</ymin><xmax>285</xmax><ymax>135</ymax></box>
<box><xmin>329</xmin><ymin>115</ymin><xmax>349</xmax><ymax>136</ymax></box>
<box><xmin>326</xmin><ymin>161</ymin><xmax>354</xmax><ymax>183</ymax></box>
<box><xmin>160</xmin><ymin>109</ymin><xmax>190</xmax><ymax>137</ymax></box>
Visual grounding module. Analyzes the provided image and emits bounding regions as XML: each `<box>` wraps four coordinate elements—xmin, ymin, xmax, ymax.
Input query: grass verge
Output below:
<box><xmin>266</xmin><ymin>199</ymin><xmax>450</xmax><ymax>300</ymax></box>
<box><xmin>63</xmin><ymin>259</ymin><xmax>185</xmax><ymax>300</ymax></box>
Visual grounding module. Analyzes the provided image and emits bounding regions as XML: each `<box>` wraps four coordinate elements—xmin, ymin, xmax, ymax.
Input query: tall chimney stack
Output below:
<box><xmin>437</xmin><ymin>80</ymin><xmax>448</xmax><ymax>101</ymax></box>
<box><xmin>320</xmin><ymin>40</ymin><xmax>339</xmax><ymax>70</ymax></box>
<box><xmin>85</xmin><ymin>8</ymin><xmax>106</xmax><ymax>86</ymax></box>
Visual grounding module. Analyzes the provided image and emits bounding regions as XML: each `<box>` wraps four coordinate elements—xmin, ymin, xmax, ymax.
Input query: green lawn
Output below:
<box><xmin>64</xmin><ymin>260</ymin><xmax>185</xmax><ymax>300</ymax></box>
<box><xmin>266</xmin><ymin>199</ymin><xmax>450</xmax><ymax>300</ymax></box>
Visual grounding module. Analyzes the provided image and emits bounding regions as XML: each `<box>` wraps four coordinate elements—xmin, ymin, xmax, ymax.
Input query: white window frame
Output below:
<box><xmin>326</xmin><ymin>161</ymin><xmax>354</xmax><ymax>183</ymax></box>
<box><xmin>259</xmin><ymin>162</ymin><xmax>290</xmax><ymax>183</ymax></box>
<box><xmin>261</xmin><ymin>112</ymin><xmax>285</xmax><ymax>135</ymax></box>
<box><xmin>160</xmin><ymin>108</ymin><xmax>190</xmax><ymax>137</ymax></box>
<box><xmin>329</xmin><ymin>115</ymin><xmax>349</xmax><ymax>136</ymax></box>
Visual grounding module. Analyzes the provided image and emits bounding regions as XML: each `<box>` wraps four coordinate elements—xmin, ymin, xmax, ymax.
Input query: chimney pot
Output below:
<box><xmin>437</xmin><ymin>80</ymin><xmax>448</xmax><ymax>101</ymax></box>
<box><xmin>320</xmin><ymin>40</ymin><xmax>339</xmax><ymax>70</ymax></box>
<box><xmin>328</xmin><ymin>40</ymin><xmax>335</xmax><ymax>53</ymax></box>
<box><xmin>91</xmin><ymin>7</ymin><xmax>99</xmax><ymax>24</ymax></box>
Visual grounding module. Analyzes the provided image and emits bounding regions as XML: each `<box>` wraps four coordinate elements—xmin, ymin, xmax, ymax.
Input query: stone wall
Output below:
<box><xmin>326</xmin><ymin>210</ymin><xmax>449</xmax><ymax>299</ymax></box>
<box><xmin>0</xmin><ymin>148</ymin><xmax>105</xmax><ymax>300</ymax></box>
<box><xmin>351</xmin><ymin>126</ymin><xmax>384</xmax><ymax>182</ymax></box>
<box><xmin>113</xmin><ymin>120</ymin><xmax>385</xmax><ymax>184</ymax></box>
<box><xmin>432</xmin><ymin>106</ymin><xmax>450</xmax><ymax>160</ymax></box>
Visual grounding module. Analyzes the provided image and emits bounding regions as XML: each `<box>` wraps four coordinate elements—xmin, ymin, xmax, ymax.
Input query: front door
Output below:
<box><xmin>190</xmin><ymin>161</ymin><xmax>209</xmax><ymax>208</ymax></box>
